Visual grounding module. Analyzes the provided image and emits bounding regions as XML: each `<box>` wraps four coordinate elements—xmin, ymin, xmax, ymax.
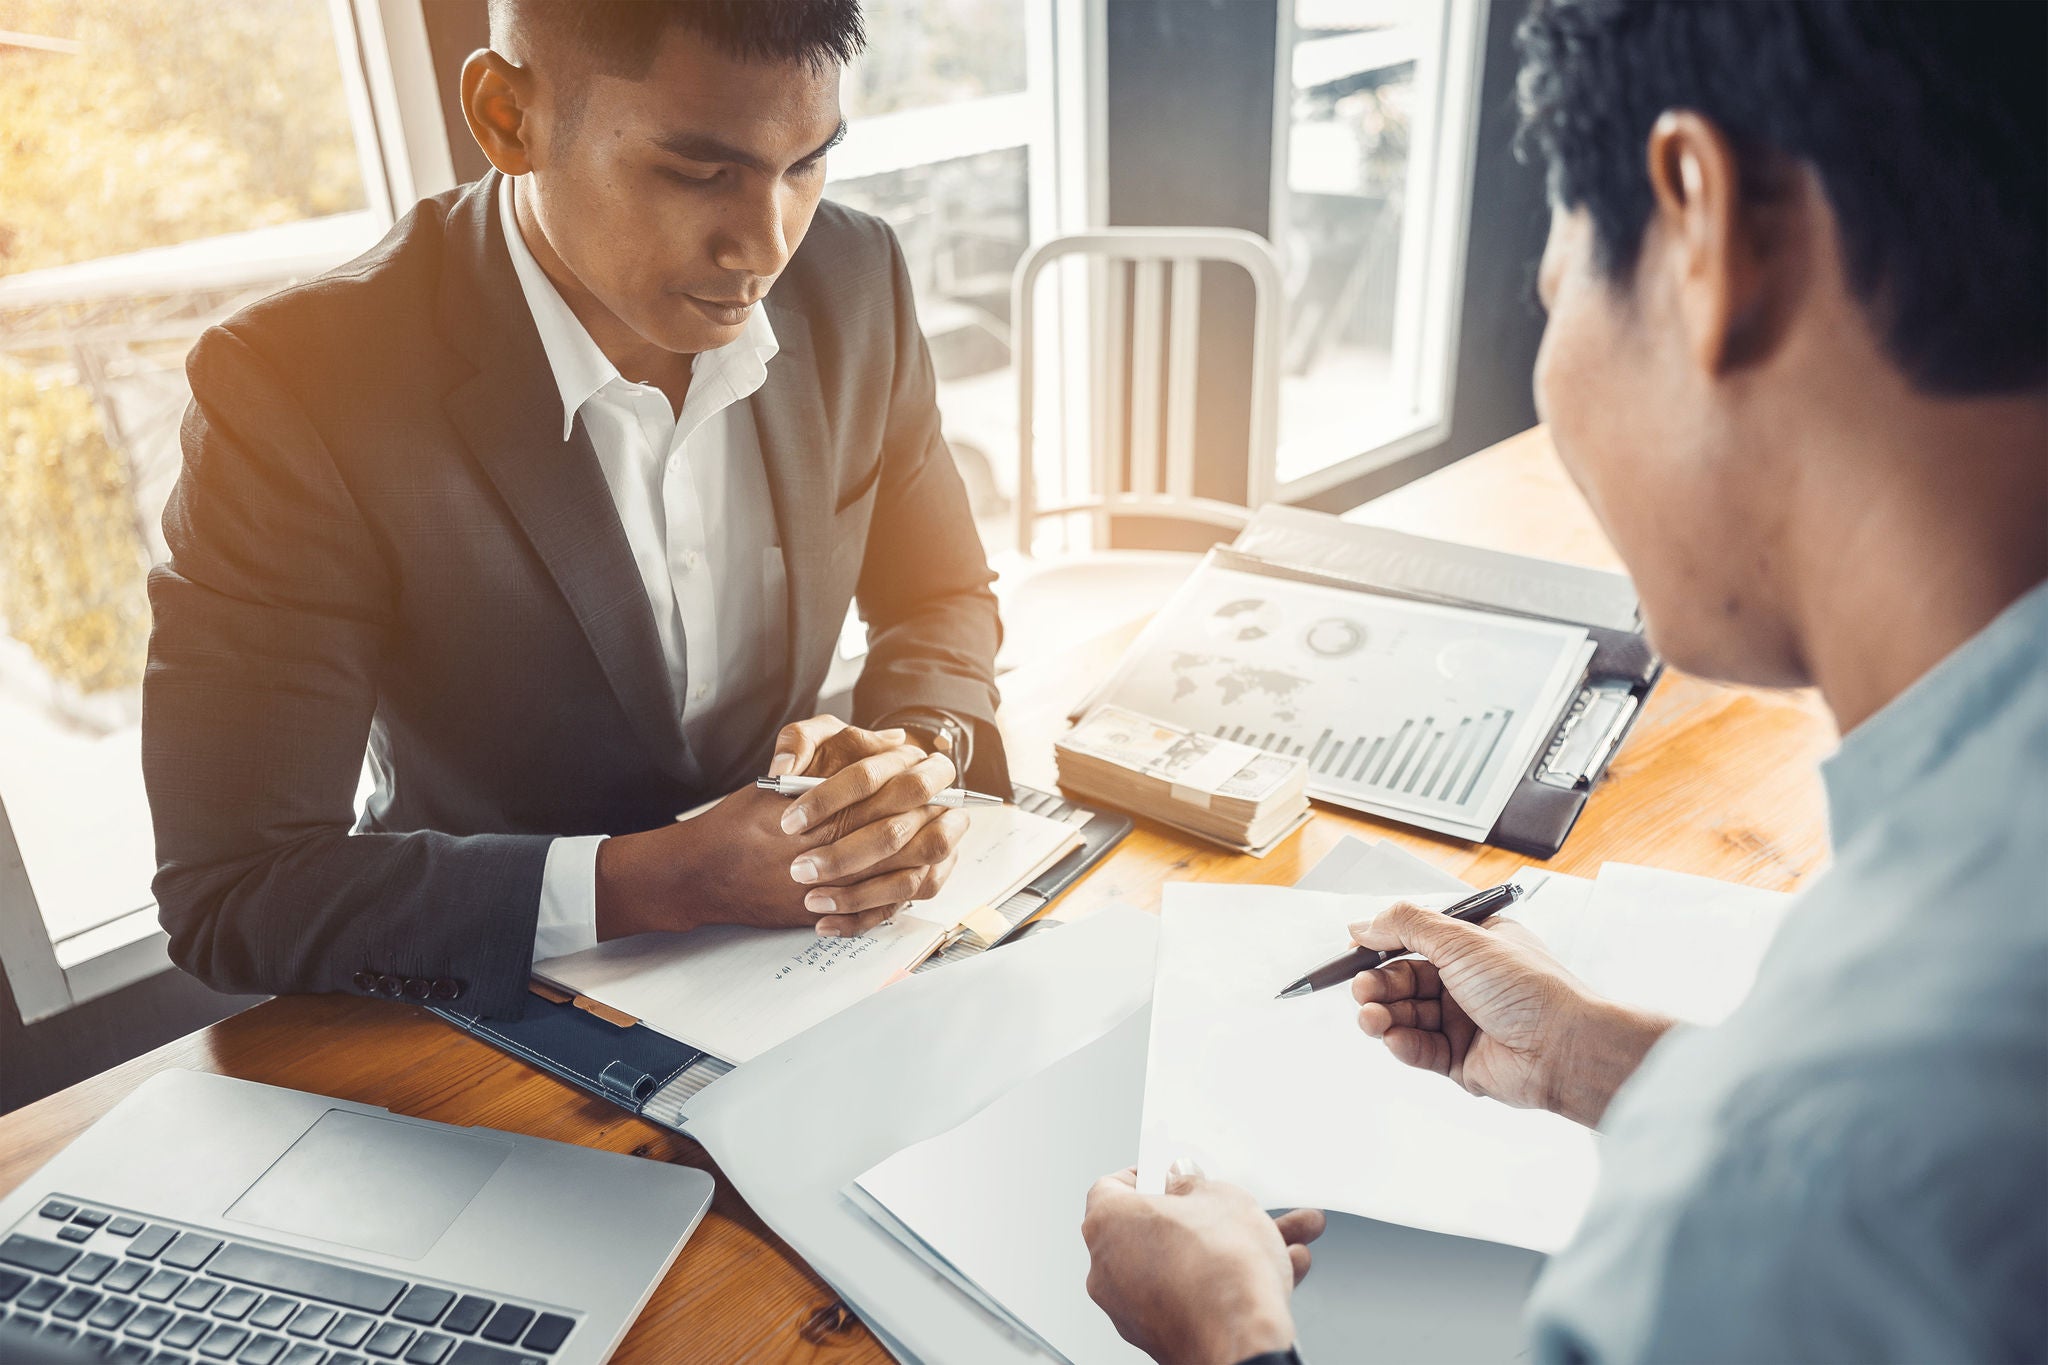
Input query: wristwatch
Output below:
<box><xmin>874</xmin><ymin>707</ymin><xmax>973</xmax><ymax>783</ymax></box>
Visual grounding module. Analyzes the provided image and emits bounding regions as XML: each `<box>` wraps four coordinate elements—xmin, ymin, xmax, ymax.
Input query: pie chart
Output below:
<box><xmin>1303</xmin><ymin>616</ymin><xmax>1367</xmax><ymax>658</ymax></box>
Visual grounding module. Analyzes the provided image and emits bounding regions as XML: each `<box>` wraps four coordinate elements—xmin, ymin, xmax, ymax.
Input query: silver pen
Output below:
<box><xmin>754</xmin><ymin>774</ymin><xmax>1007</xmax><ymax>808</ymax></box>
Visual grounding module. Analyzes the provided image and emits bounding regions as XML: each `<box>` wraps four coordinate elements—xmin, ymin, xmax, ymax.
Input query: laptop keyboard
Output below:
<box><xmin>0</xmin><ymin>1198</ymin><xmax>580</xmax><ymax>1365</ymax></box>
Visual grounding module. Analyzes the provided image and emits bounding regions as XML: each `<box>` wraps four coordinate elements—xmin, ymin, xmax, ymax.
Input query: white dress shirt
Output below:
<box><xmin>496</xmin><ymin>175</ymin><xmax>787</xmax><ymax>961</ymax></box>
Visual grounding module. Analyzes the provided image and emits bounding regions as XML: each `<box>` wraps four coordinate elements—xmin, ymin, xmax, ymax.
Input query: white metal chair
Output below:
<box><xmin>995</xmin><ymin>228</ymin><xmax>1285</xmax><ymax>670</ymax></box>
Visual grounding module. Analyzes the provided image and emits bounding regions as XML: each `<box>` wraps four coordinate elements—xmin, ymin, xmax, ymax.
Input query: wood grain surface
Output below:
<box><xmin>0</xmin><ymin>427</ymin><xmax>1836</xmax><ymax>1363</ymax></box>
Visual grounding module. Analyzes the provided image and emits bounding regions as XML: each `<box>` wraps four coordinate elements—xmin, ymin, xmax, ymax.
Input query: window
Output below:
<box><xmin>826</xmin><ymin>0</ymin><xmax>1076</xmax><ymax>556</ymax></box>
<box><xmin>0</xmin><ymin>0</ymin><xmax>1493</xmax><ymax>1015</ymax></box>
<box><xmin>0</xmin><ymin>0</ymin><xmax>435</xmax><ymax>1020</ymax></box>
<box><xmin>1271</xmin><ymin>0</ymin><xmax>1484</xmax><ymax>497</ymax></box>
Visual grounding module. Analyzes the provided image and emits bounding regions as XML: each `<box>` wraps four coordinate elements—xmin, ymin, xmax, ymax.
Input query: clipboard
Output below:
<box><xmin>430</xmin><ymin>784</ymin><xmax>1131</xmax><ymax>1132</ymax></box>
<box><xmin>1074</xmin><ymin>507</ymin><xmax>1662</xmax><ymax>861</ymax></box>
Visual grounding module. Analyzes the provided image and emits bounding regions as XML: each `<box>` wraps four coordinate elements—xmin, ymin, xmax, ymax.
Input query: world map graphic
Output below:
<box><xmin>1168</xmin><ymin>652</ymin><xmax>1312</xmax><ymax>722</ymax></box>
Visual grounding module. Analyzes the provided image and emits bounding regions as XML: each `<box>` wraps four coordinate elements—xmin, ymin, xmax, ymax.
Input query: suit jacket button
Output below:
<box><xmin>430</xmin><ymin>978</ymin><xmax>464</xmax><ymax>1001</ymax></box>
<box><xmin>351</xmin><ymin>971</ymin><xmax>377</xmax><ymax>993</ymax></box>
<box><xmin>402</xmin><ymin>977</ymin><xmax>430</xmax><ymax>1000</ymax></box>
<box><xmin>377</xmin><ymin>974</ymin><xmax>404</xmax><ymax>996</ymax></box>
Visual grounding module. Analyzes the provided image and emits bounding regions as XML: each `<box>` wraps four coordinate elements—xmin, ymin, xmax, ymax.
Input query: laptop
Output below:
<box><xmin>0</xmin><ymin>1070</ymin><xmax>713</xmax><ymax>1365</ymax></box>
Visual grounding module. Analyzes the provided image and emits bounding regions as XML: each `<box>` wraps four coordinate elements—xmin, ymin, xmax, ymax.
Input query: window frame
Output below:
<box><xmin>1268</xmin><ymin>0</ymin><xmax>1489</xmax><ymax>504</ymax></box>
<box><xmin>818</xmin><ymin>0</ymin><xmax>1103</xmax><ymax>540</ymax></box>
<box><xmin>0</xmin><ymin>0</ymin><xmax>453</xmax><ymax>1024</ymax></box>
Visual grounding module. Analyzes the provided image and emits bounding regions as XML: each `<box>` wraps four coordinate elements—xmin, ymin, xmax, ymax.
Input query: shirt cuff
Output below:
<box><xmin>534</xmin><ymin>834</ymin><xmax>606</xmax><ymax>963</ymax></box>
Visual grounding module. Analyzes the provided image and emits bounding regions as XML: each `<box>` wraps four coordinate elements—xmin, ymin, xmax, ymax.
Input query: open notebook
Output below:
<box><xmin>534</xmin><ymin>803</ymin><xmax>1086</xmax><ymax>1064</ymax></box>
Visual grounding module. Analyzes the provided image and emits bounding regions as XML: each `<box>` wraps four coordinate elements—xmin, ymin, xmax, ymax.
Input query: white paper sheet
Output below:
<box><xmin>1293</xmin><ymin>834</ymin><xmax>1471</xmax><ymax>897</ymax></box>
<box><xmin>852</xmin><ymin>894</ymin><xmax>1542</xmax><ymax>1365</ymax></box>
<box><xmin>1568</xmin><ymin>863</ymin><xmax>1793</xmax><ymax>1023</ymax></box>
<box><xmin>915</xmin><ymin>803</ymin><xmax>1088</xmax><ymax>933</ymax></box>
<box><xmin>681</xmin><ymin>906</ymin><xmax>1162</xmax><ymax>1365</ymax></box>
<box><xmin>1138</xmin><ymin>869</ymin><xmax>1795</xmax><ymax>1253</ymax></box>
<box><xmin>1139</xmin><ymin>884</ymin><xmax>1600</xmax><ymax>1253</ymax></box>
<box><xmin>855</xmin><ymin>1010</ymin><xmax>1157</xmax><ymax>1365</ymax></box>
<box><xmin>844</xmin><ymin>1187</ymin><xmax>1035</xmax><ymax>1347</ymax></box>
<box><xmin>536</xmin><ymin>803</ymin><xmax>1081</xmax><ymax>1063</ymax></box>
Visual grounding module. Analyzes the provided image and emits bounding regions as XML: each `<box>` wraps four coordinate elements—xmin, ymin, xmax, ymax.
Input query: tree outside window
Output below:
<box><xmin>0</xmin><ymin>0</ymin><xmax>371</xmax><ymax>952</ymax></box>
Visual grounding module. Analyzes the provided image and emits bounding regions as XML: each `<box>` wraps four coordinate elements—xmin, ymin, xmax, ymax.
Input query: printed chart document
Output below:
<box><xmin>1138</xmin><ymin>871</ymin><xmax>1794</xmax><ymax>1252</ymax></box>
<box><xmin>1080</xmin><ymin>554</ymin><xmax>1593</xmax><ymax>839</ymax></box>
<box><xmin>536</xmin><ymin>803</ymin><xmax>1082</xmax><ymax>1063</ymax></box>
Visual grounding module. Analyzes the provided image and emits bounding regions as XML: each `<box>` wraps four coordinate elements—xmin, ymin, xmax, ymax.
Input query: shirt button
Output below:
<box><xmin>680</xmin><ymin>550</ymin><xmax>700</xmax><ymax>571</ymax></box>
<box><xmin>692</xmin><ymin>684</ymin><xmax>710</xmax><ymax>702</ymax></box>
<box><xmin>351</xmin><ymin>971</ymin><xmax>377</xmax><ymax>994</ymax></box>
<box><xmin>377</xmin><ymin>974</ymin><xmax>404</xmax><ymax>997</ymax></box>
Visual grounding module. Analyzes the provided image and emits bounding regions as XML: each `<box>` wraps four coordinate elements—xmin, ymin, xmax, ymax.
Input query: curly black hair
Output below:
<box><xmin>1514</xmin><ymin>0</ymin><xmax>2044</xmax><ymax>396</ymax></box>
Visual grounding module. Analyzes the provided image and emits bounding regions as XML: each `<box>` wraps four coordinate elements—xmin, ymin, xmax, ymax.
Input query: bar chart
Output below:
<box><xmin>1213</xmin><ymin>708</ymin><xmax>1515</xmax><ymax>810</ymax></box>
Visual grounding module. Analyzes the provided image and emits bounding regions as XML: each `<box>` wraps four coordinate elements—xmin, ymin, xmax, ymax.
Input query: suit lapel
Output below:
<box><xmin>752</xmin><ymin>296</ymin><xmax>835</xmax><ymax>720</ymax></box>
<box><xmin>437</xmin><ymin>174</ymin><xmax>690</xmax><ymax>779</ymax></box>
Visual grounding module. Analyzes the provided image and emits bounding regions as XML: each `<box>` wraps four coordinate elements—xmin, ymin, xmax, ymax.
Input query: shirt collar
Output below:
<box><xmin>496</xmin><ymin>173</ymin><xmax>778</xmax><ymax>442</ymax></box>
<box><xmin>1820</xmin><ymin>578</ymin><xmax>2048</xmax><ymax>847</ymax></box>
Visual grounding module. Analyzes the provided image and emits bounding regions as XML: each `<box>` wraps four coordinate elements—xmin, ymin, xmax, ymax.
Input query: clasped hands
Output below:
<box><xmin>1082</xmin><ymin>902</ymin><xmax>1677</xmax><ymax>1365</ymax></box>
<box><xmin>595</xmin><ymin>715</ymin><xmax>967</xmax><ymax>942</ymax></box>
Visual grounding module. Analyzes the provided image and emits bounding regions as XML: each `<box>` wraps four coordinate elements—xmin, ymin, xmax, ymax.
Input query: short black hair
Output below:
<box><xmin>1514</xmin><ymin>0</ymin><xmax>2045</xmax><ymax>396</ymax></box>
<box><xmin>489</xmin><ymin>0</ymin><xmax>865</xmax><ymax>78</ymax></box>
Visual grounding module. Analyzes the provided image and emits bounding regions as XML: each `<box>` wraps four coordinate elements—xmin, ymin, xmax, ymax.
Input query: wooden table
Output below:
<box><xmin>0</xmin><ymin>427</ymin><xmax>1838</xmax><ymax>1362</ymax></box>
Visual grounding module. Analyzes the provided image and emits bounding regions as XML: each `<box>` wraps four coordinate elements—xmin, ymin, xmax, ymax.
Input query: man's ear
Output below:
<box><xmin>1643</xmin><ymin>110</ymin><xmax>1801</xmax><ymax>377</ymax></box>
<box><xmin>460</xmin><ymin>49</ymin><xmax>536</xmax><ymax>177</ymax></box>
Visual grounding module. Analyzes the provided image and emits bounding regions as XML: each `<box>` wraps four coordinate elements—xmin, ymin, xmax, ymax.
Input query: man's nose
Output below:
<box><xmin>712</xmin><ymin>182</ymin><xmax>793</xmax><ymax>280</ymax></box>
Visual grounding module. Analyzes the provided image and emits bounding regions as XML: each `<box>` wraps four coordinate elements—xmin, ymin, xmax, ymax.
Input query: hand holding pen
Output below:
<box><xmin>612</xmin><ymin>717</ymin><xmax>981</xmax><ymax>945</ymax></box>
<box><xmin>1276</xmin><ymin>883</ymin><xmax>1523</xmax><ymax>997</ymax></box>
<box><xmin>755</xmin><ymin>716</ymin><xmax>986</xmax><ymax>938</ymax></box>
<box><xmin>1345</xmin><ymin>887</ymin><xmax>1676</xmax><ymax>1126</ymax></box>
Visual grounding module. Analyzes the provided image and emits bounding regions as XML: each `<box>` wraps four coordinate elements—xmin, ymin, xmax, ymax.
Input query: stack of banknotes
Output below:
<box><xmin>1055</xmin><ymin>704</ymin><xmax>1312</xmax><ymax>856</ymax></box>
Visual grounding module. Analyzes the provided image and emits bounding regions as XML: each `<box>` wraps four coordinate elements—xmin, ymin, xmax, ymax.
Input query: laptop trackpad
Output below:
<box><xmin>226</xmin><ymin>1110</ymin><xmax>512</xmax><ymax>1260</ymax></box>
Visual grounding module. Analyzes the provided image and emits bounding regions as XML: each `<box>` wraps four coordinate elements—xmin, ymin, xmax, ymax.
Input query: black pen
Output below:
<box><xmin>1274</xmin><ymin>882</ymin><xmax>1523</xmax><ymax>999</ymax></box>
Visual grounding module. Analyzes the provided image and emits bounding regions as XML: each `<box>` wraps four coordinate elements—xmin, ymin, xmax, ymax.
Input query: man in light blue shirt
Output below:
<box><xmin>1522</xmin><ymin>583</ymin><xmax>2048</xmax><ymax>1363</ymax></box>
<box><xmin>1078</xmin><ymin>3</ymin><xmax>2047</xmax><ymax>1362</ymax></box>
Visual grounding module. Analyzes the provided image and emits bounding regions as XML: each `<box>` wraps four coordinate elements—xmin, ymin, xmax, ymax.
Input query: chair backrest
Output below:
<box><xmin>1012</xmin><ymin>227</ymin><xmax>1284</xmax><ymax>556</ymax></box>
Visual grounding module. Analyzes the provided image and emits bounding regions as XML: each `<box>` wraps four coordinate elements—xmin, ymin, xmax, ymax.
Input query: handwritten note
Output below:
<box><xmin>772</xmin><ymin>929</ymin><xmax>909</xmax><ymax>983</ymax></box>
<box><xmin>538</xmin><ymin>915</ymin><xmax>945</xmax><ymax>1064</ymax></box>
<box><xmin>536</xmin><ymin>803</ymin><xmax>1084</xmax><ymax>1063</ymax></box>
